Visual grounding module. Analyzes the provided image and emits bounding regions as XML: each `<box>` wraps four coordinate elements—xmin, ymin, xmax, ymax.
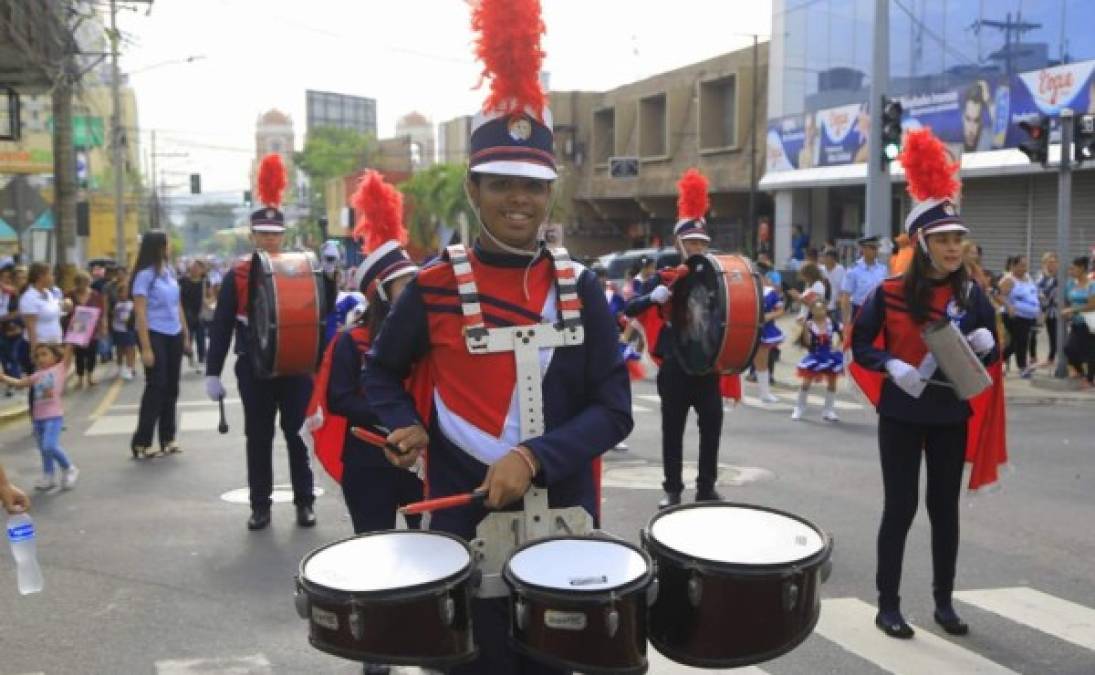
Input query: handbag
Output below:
<box><xmin>1082</xmin><ymin>311</ymin><xmax>1095</xmax><ymax>333</ymax></box>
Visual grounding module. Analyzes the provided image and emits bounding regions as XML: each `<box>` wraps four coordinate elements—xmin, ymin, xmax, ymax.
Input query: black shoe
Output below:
<box><xmin>875</xmin><ymin>609</ymin><xmax>915</xmax><ymax>638</ymax></box>
<box><xmin>934</xmin><ymin>606</ymin><xmax>969</xmax><ymax>635</ymax></box>
<box><xmin>296</xmin><ymin>505</ymin><xmax>317</xmax><ymax>527</ymax></box>
<box><xmin>658</xmin><ymin>492</ymin><xmax>681</xmax><ymax>509</ymax></box>
<box><xmin>247</xmin><ymin>509</ymin><xmax>271</xmax><ymax>530</ymax></box>
<box><xmin>695</xmin><ymin>488</ymin><xmax>723</xmax><ymax>502</ymax></box>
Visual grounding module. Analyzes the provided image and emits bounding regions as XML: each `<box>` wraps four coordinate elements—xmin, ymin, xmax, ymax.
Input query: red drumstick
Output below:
<box><xmin>349</xmin><ymin>426</ymin><xmax>412</xmax><ymax>457</ymax></box>
<box><xmin>400</xmin><ymin>490</ymin><xmax>487</xmax><ymax>516</ymax></box>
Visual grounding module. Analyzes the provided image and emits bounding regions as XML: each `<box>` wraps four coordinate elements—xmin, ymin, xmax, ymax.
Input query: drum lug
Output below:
<box><xmin>605</xmin><ymin>606</ymin><xmax>620</xmax><ymax>638</ymax></box>
<box><xmin>782</xmin><ymin>579</ymin><xmax>800</xmax><ymax>612</ymax></box>
<box><xmin>439</xmin><ymin>592</ymin><xmax>456</xmax><ymax>627</ymax></box>
<box><xmin>687</xmin><ymin>572</ymin><xmax>703</xmax><ymax>608</ymax></box>
<box><xmin>348</xmin><ymin>602</ymin><xmax>364</xmax><ymax>641</ymax></box>
<box><xmin>646</xmin><ymin>576</ymin><xmax>660</xmax><ymax>606</ymax></box>
<box><xmin>293</xmin><ymin>578</ymin><xmax>308</xmax><ymax>620</ymax></box>
<box><xmin>515</xmin><ymin>596</ymin><xmax>529</xmax><ymax>632</ymax></box>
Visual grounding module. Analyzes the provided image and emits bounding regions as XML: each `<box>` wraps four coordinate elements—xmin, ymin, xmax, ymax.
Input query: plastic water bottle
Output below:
<box><xmin>7</xmin><ymin>513</ymin><xmax>43</xmax><ymax>594</ymax></box>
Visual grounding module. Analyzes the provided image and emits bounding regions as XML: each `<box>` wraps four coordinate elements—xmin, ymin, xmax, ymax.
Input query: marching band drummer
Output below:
<box><xmin>204</xmin><ymin>154</ymin><xmax>317</xmax><ymax>531</ymax></box>
<box><xmin>851</xmin><ymin>129</ymin><xmax>1000</xmax><ymax>639</ymax></box>
<box><xmin>624</xmin><ymin>169</ymin><xmax>725</xmax><ymax>509</ymax></box>
<box><xmin>364</xmin><ymin>1</ymin><xmax>632</xmax><ymax>671</ymax></box>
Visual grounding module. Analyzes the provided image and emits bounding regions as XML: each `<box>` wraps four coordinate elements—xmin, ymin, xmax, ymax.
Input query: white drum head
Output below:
<box><xmin>507</xmin><ymin>539</ymin><xmax>648</xmax><ymax>592</ymax></box>
<box><xmin>651</xmin><ymin>505</ymin><xmax>824</xmax><ymax>565</ymax></box>
<box><xmin>304</xmin><ymin>532</ymin><xmax>469</xmax><ymax>592</ymax></box>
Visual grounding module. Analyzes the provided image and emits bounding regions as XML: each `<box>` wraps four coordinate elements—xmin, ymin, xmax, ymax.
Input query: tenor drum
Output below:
<box><xmin>669</xmin><ymin>254</ymin><xmax>763</xmax><ymax>375</ymax></box>
<box><xmin>248</xmin><ymin>250</ymin><xmax>326</xmax><ymax>378</ymax></box>
<box><xmin>503</xmin><ymin>537</ymin><xmax>654</xmax><ymax>674</ymax></box>
<box><xmin>294</xmin><ymin>531</ymin><xmax>477</xmax><ymax>668</ymax></box>
<box><xmin>643</xmin><ymin>503</ymin><xmax>832</xmax><ymax>668</ymax></box>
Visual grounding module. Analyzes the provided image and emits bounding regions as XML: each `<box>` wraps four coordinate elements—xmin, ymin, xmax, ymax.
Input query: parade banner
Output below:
<box><xmin>64</xmin><ymin>305</ymin><xmax>101</xmax><ymax>348</ymax></box>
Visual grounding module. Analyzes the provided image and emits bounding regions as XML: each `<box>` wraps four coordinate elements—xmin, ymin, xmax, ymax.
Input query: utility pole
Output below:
<box><xmin>865</xmin><ymin>0</ymin><xmax>891</xmax><ymax>243</ymax></box>
<box><xmin>747</xmin><ymin>33</ymin><xmax>758</xmax><ymax>256</ymax></box>
<box><xmin>109</xmin><ymin>0</ymin><xmax>126</xmax><ymax>264</ymax></box>
<box><xmin>51</xmin><ymin>0</ymin><xmax>77</xmax><ymax>268</ymax></box>
<box><xmin>1054</xmin><ymin>109</ymin><xmax>1073</xmax><ymax>380</ymax></box>
<box><xmin>150</xmin><ymin>129</ymin><xmax>158</xmax><ymax>229</ymax></box>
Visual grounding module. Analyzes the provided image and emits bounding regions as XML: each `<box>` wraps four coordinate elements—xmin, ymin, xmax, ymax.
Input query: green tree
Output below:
<box><xmin>294</xmin><ymin>126</ymin><xmax>376</xmax><ymax>183</ymax></box>
<box><xmin>400</xmin><ymin>164</ymin><xmax>478</xmax><ymax>251</ymax></box>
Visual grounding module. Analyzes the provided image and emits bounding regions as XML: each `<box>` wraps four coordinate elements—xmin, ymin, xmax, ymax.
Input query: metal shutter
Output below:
<box><xmin>1030</xmin><ymin>170</ymin><xmax>1095</xmax><ymax>267</ymax></box>
<box><xmin>961</xmin><ymin>175</ymin><xmax>1030</xmax><ymax>272</ymax></box>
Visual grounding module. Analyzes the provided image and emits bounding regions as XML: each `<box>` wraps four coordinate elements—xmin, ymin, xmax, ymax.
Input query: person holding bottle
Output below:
<box><xmin>0</xmin><ymin>462</ymin><xmax>30</xmax><ymax>513</ymax></box>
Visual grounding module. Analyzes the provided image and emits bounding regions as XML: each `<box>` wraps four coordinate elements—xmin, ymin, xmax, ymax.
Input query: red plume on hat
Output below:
<box><xmin>471</xmin><ymin>0</ymin><xmax>547</xmax><ymax>121</ymax></box>
<box><xmin>351</xmin><ymin>170</ymin><xmax>407</xmax><ymax>254</ymax></box>
<box><xmin>899</xmin><ymin>128</ymin><xmax>960</xmax><ymax>202</ymax></box>
<box><xmin>677</xmin><ymin>168</ymin><xmax>710</xmax><ymax>221</ymax></box>
<box><xmin>256</xmin><ymin>153</ymin><xmax>287</xmax><ymax>208</ymax></box>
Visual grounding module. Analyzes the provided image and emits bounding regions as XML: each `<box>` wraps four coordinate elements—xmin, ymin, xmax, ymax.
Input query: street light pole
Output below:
<box><xmin>1054</xmin><ymin>109</ymin><xmax>1073</xmax><ymax>380</ymax></box>
<box><xmin>865</xmin><ymin>0</ymin><xmax>892</xmax><ymax>242</ymax></box>
<box><xmin>109</xmin><ymin>0</ymin><xmax>126</xmax><ymax>264</ymax></box>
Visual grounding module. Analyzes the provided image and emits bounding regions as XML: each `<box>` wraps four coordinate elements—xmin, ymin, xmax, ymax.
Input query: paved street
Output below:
<box><xmin>1</xmin><ymin>358</ymin><xmax>1093</xmax><ymax>674</ymax></box>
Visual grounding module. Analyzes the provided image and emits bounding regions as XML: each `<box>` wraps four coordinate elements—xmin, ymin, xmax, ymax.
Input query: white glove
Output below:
<box><xmin>966</xmin><ymin>327</ymin><xmax>995</xmax><ymax>355</ymax></box>
<box><xmin>650</xmin><ymin>285</ymin><xmax>671</xmax><ymax>305</ymax></box>
<box><xmin>885</xmin><ymin>359</ymin><xmax>927</xmax><ymax>399</ymax></box>
<box><xmin>205</xmin><ymin>375</ymin><xmax>226</xmax><ymax>401</ymax></box>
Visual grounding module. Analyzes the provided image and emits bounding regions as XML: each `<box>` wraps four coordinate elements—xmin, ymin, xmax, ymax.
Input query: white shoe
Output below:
<box><xmin>34</xmin><ymin>474</ymin><xmax>57</xmax><ymax>491</ymax></box>
<box><xmin>791</xmin><ymin>407</ymin><xmax>804</xmax><ymax>421</ymax></box>
<box><xmin>121</xmin><ymin>367</ymin><xmax>133</xmax><ymax>381</ymax></box>
<box><xmin>822</xmin><ymin>409</ymin><xmax>840</xmax><ymax>422</ymax></box>
<box><xmin>61</xmin><ymin>465</ymin><xmax>79</xmax><ymax>489</ymax></box>
<box><xmin>760</xmin><ymin>393</ymin><xmax>780</xmax><ymax>404</ymax></box>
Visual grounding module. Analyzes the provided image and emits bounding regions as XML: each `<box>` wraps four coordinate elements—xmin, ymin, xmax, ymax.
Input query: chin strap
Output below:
<box><xmin>916</xmin><ymin>233</ymin><xmax>950</xmax><ymax>274</ymax></box>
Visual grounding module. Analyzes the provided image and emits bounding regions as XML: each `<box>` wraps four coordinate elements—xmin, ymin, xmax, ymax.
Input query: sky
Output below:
<box><xmin>117</xmin><ymin>0</ymin><xmax>772</xmax><ymax>198</ymax></box>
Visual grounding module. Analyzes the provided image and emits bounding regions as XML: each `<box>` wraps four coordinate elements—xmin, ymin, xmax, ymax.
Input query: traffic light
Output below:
<box><xmin>1018</xmin><ymin>116</ymin><xmax>1050</xmax><ymax>167</ymax></box>
<box><xmin>243</xmin><ymin>189</ymin><xmax>252</xmax><ymax>205</ymax></box>
<box><xmin>1075</xmin><ymin>114</ymin><xmax>1095</xmax><ymax>166</ymax></box>
<box><xmin>189</xmin><ymin>173</ymin><xmax>201</xmax><ymax>194</ymax></box>
<box><xmin>880</xmin><ymin>97</ymin><xmax>903</xmax><ymax>163</ymax></box>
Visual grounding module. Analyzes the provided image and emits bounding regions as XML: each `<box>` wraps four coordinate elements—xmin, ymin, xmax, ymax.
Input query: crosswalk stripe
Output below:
<box><xmin>954</xmin><ymin>587</ymin><xmax>1095</xmax><ymax>652</ymax></box>
<box><xmin>816</xmin><ymin>598</ymin><xmax>1019</xmax><ymax>674</ymax></box>
<box><xmin>633</xmin><ymin>404</ymin><xmax>651</xmax><ymax>414</ymax></box>
<box><xmin>111</xmin><ymin>398</ymin><xmax>242</xmax><ymax>411</ymax></box>
<box><xmin>646</xmin><ymin>649</ymin><xmax>769</xmax><ymax>673</ymax></box>
<box><xmin>155</xmin><ymin>653</ymin><xmax>271</xmax><ymax>674</ymax></box>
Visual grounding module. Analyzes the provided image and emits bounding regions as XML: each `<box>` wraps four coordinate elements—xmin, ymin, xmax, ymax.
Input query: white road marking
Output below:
<box><xmin>816</xmin><ymin>598</ymin><xmax>1019</xmax><ymax>674</ymax></box>
<box><xmin>632</xmin><ymin>404</ymin><xmax>651</xmax><ymax>414</ymax></box>
<box><xmin>647</xmin><ymin>648</ymin><xmax>770</xmax><ymax>673</ymax></box>
<box><xmin>85</xmin><ymin>414</ymin><xmax>140</xmax><ymax>436</ymax></box>
<box><xmin>155</xmin><ymin>653</ymin><xmax>271</xmax><ymax>675</ymax></box>
<box><xmin>955</xmin><ymin>587</ymin><xmax>1095</xmax><ymax>652</ymax></box>
<box><xmin>178</xmin><ymin>409</ymin><xmax>221</xmax><ymax>432</ymax></box>
<box><xmin>111</xmin><ymin>398</ymin><xmax>241</xmax><ymax>411</ymax></box>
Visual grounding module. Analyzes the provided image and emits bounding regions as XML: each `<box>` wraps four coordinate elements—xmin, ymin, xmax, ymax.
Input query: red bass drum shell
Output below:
<box><xmin>248</xmin><ymin>250</ymin><xmax>326</xmax><ymax>378</ymax></box>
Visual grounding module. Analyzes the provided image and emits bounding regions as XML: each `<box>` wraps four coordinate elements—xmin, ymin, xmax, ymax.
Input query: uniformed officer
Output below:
<box><xmin>840</xmin><ymin>235</ymin><xmax>889</xmax><ymax>325</ymax></box>
<box><xmin>624</xmin><ymin>169</ymin><xmax>723</xmax><ymax>508</ymax></box>
<box><xmin>204</xmin><ymin>154</ymin><xmax>316</xmax><ymax>531</ymax></box>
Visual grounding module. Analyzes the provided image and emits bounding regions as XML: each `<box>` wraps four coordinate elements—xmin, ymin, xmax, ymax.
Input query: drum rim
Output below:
<box><xmin>502</xmin><ymin>535</ymin><xmax>654</xmax><ymax>602</ymax></box>
<box><xmin>643</xmin><ymin>501</ymin><xmax>833</xmax><ymax>574</ymax></box>
<box><xmin>248</xmin><ymin>250</ymin><xmax>278</xmax><ymax>378</ymax></box>
<box><xmin>299</xmin><ymin>530</ymin><xmax>473</xmax><ymax>599</ymax></box>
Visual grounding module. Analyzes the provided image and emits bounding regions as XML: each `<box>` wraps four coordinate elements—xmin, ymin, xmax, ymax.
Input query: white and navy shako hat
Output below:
<box><xmin>469</xmin><ymin>107</ymin><xmax>557</xmax><ymax>181</ymax></box>
<box><xmin>354</xmin><ymin>240</ymin><xmax>417</xmax><ymax>303</ymax></box>
<box><xmin>249</xmin><ymin>207</ymin><xmax>285</xmax><ymax>234</ymax></box>
<box><xmin>673</xmin><ymin>218</ymin><xmax>711</xmax><ymax>242</ymax></box>
<box><xmin>904</xmin><ymin>197</ymin><xmax>967</xmax><ymax>240</ymax></box>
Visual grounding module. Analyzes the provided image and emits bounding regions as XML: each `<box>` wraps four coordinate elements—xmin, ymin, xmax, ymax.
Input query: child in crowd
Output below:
<box><xmin>0</xmin><ymin>344</ymin><xmax>78</xmax><ymax>491</ymax></box>
<box><xmin>792</xmin><ymin>298</ymin><xmax>843</xmax><ymax>422</ymax></box>
<box><xmin>111</xmin><ymin>280</ymin><xmax>137</xmax><ymax>381</ymax></box>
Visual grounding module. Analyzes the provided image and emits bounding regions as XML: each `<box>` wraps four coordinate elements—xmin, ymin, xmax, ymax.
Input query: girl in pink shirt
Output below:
<box><xmin>1</xmin><ymin>344</ymin><xmax>77</xmax><ymax>491</ymax></box>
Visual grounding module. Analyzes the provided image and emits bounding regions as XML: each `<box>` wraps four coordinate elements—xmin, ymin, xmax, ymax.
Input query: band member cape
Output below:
<box><xmin>847</xmin><ymin>322</ymin><xmax>1008</xmax><ymax>493</ymax></box>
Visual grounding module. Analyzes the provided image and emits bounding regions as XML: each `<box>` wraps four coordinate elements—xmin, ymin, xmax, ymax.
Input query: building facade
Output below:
<box><xmin>437</xmin><ymin>115</ymin><xmax>472</xmax><ymax>165</ymax></box>
<box><xmin>395</xmin><ymin>111</ymin><xmax>436</xmax><ymax>169</ymax></box>
<box><xmin>762</xmin><ymin>0</ymin><xmax>1095</xmax><ymax>270</ymax></box>
<box><xmin>305</xmin><ymin>90</ymin><xmax>377</xmax><ymax>137</ymax></box>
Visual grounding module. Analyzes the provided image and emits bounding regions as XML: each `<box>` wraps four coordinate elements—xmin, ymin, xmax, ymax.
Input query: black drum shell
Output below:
<box><xmin>642</xmin><ymin>503</ymin><xmax>832</xmax><ymax>669</ymax></box>
<box><xmin>503</xmin><ymin>536</ymin><xmax>652</xmax><ymax>675</ymax></box>
<box><xmin>296</xmin><ymin>531</ymin><xmax>477</xmax><ymax>668</ymax></box>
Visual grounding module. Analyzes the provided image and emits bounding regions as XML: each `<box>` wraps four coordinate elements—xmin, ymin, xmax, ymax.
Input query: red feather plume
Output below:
<box><xmin>899</xmin><ymin>128</ymin><xmax>960</xmax><ymax>202</ymax></box>
<box><xmin>256</xmin><ymin>153</ymin><xmax>287</xmax><ymax>208</ymax></box>
<box><xmin>677</xmin><ymin>168</ymin><xmax>709</xmax><ymax>220</ymax></box>
<box><xmin>471</xmin><ymin>0</ymin><xmax>547</xmax><ymax>120</ymax></box>
<box><xmin>351</xmin><ymin>170</ymin><xmax>406</xmax><ymax>254</ymax></box>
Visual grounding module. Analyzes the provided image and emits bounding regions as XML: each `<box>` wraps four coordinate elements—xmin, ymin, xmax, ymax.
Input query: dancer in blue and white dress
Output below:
<box><xmin>752</xmin><ymin>282</ymin><xmax>785</xmax><ymax>403</ymax></box>
<box><xmin>792</xmin><ymin>298</ymin><xmax>844</xmax><ymax>421</ymax></box>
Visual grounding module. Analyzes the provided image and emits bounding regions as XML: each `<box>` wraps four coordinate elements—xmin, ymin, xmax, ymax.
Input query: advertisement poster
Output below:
<box><xmin>64</xmin><ymin>305</ymin><xmax>101</xmax><ymax>348</ymax></box>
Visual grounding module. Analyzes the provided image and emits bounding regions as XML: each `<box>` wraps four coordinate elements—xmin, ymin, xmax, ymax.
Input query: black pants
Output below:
<box><xmin>74</xmin><ymin>339</ymin><xmax>98</xmax><ymax>377</ymax></box>
<box><xmin>132</xmin><ymin>331</ymin><xmax>183</xmax><ymax>449</ymax></box>
<box><xmin>1030</xmin><ymin>316</ymin><xmax>1058</xmax><ymax>363</ymax></box>
<box><xmin>235</xmin><ymin>356</ymin><xmax>314</xmax><ymax>510</ymax></box>
<box><xmin>1065</xmin><ymin>322</ymin><xmax>1095</xmax><ymax>383</ymax></box>
<box><xmin>1003</xmin><ymin>316</ymin><xmax>1034</xmax><ymax>369</ymax></box>
<box><xmin>657</xmin><ymin>358</ymin><xmax>722</xmax><ymax>494</ymax></box>
<box><xmin>448</xmin><ymin>598</ymin><xmax>568</xmax><ymax>674</ymax></box>
<box><xmin>876</xmin><ymin>416</ymin><xmax>966</xmax><ymax>612</ymax></box>
<box><xmin>185</xmin><ymin>312</ymin><xmax>206</xmax><ymax>363</ymax></box>
<box><xmin>341</xmin><ymin>465</ymin><xmax>423</xmax><ymax>533</ymax></box>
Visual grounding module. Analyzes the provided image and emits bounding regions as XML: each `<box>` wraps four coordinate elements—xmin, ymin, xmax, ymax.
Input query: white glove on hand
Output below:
<box><xmin>885</xmin><ymin>359</ymin><xmax>927</xmax><ymax>399</ymax></box>
<box><xmin>966</xmin><ymin>327</ymin><xmax>995</xmax><ymax>355</ymax></box>
<box><xmin>650</xmin><ymin>285</ymin><xmax>671</xmax><ymax>305</ymax></box>
<box><xmin>205</xmin><ymin>375</ymin><xmax>226</xmax><ymax>401</ymax></box>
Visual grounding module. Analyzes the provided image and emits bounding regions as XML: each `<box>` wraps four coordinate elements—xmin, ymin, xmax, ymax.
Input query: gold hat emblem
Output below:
<box><xmin>508</xmin><ymin>116</ymin><xmax>533</xmax><ymax>141</ymax></box>
<box><xmin>266</xmin><ymin>209</ymin><xmax>276</xmax><ymax>218</ymax></box>
<box><xmin>943</xmin><ymin>202</ymin><xmax>956</xmax><ymax>216</ymax></box>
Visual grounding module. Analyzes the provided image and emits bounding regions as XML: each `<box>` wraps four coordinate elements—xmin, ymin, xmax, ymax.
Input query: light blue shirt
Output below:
<box><xmin>841</xmin><ymin>258</ymin><xmax>888</xmax><ymax>307</ymax></box>
<box><xmin>132</xmin><ymin>266</ymin><xmax>182</xmax><ymax>336</ymax></box>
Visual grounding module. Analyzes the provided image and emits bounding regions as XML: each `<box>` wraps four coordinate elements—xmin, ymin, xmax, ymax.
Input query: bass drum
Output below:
<box><xmin>248</xmin><ymin>250</ymin><xmax>326</xmax><ymax>378</ymax></box>
<box><xmin>503</xmin><ymin>536</ymin><xmax>654</xmax><ymax>674</ymax></box>
<box><xmin>294</xmin><ymin>530</ymin><xmax>477</xmax><ymax>668</ymax></box>
<box><xmin>643</xmin><ymin>502</ymin><xmax>832</xmax><ymax>669</ymax></box>
<box><xmin>669</xmin><ymin>254</ymin><xmax>763</xmax><ymax>375</ymax></box>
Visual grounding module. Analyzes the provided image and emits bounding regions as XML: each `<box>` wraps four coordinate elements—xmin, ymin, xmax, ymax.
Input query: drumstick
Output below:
<box><xmin>349</xmin><ymin>426</ymin><xmax>412</xmax><ymax>457</ymax></box>
<box><xmin>217</xmin><ymin>396</ymin><xmax>229</xmax><ymax>434</ymax></box>
<box><xmin>400</xmin><ymin>490</ymin><xmax>487</xmax><ymax>516</ymax></box>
